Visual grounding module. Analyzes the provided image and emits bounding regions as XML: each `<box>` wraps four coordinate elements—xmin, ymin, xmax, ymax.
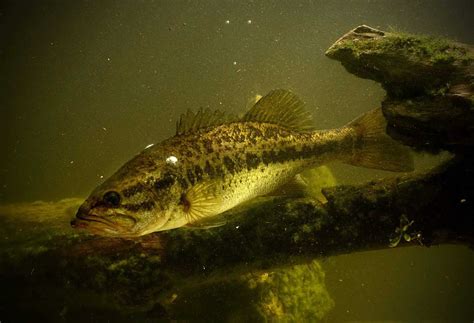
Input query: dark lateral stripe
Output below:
<box><xmin>301</xmin><ymin>145</ymin><xmax>313</xmax><ymax>158</ymax></box>
<box><xmin>214</xmin><ymin>165</ymin><xmax>225</xmax><ymax>178</ymax></box>
<box><xmin>262</xmin><ymin>150</ymin><xmax>276</xmax><ymax>165</ymax></box>
<box><xmin>223</xmin><ymin>156</ymin><xmax>235</xmax><ymax>174</ymax></box>
<box><xmin>123</xmin><ymin>201</ymin><xmax>155</xmax><ymax>212</ymax></box>
<box><xmin>257</xmin><ymin>144</ymin><xmax>326</xmax><ymax>166</ymax></box>
<box><xmin>178</xmin><ymin>142</ymin><xmax>329</xmax><ymax>186</ymax></box>
<box><xmin>122</xmin><ymin>183</ymin><xmax>146</xmax><ymax>197</ymax></box>
<box><xmin>154</xmin><ymin>173</ymin><xmax>175</xmax><ymax>191</ymax></box>
<box><xmin>187</xmin><ymin>168</ymin><xmax>195</xmax><ymax>185</ymax></box>
<box><xmin>194</xmin><ymin>165</ymin><xmax>203</xmax><ymax>181</ymax></box>
<box><xmin>275</xmin><ymin>147</ymin><xmax>297</xmax><ymax>163</ymax></box>
<box><xmin>245</xmin><ymin>153</ymin><xmax>261</xmax><ymax>170</ymax></box>
<box><xmin>178</xmin><ymin>176</ymin><xmax>189</xmax><ymax>190</ymax></box>
<box><xmin>204</xmin><ymin>160</ymin><xmax>215</xmax><ymax>177</ymax></box>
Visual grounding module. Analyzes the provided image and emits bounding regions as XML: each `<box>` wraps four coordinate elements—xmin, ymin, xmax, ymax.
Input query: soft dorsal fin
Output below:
<box><xmin>242</xmin><ymin>89</ymin><xmax>314</xmax><ymax>131</ymax></box>
<box><xmin>176</xmin><ymin>108</ymin><xmax>238</xmax><ymax>135</ymax></box>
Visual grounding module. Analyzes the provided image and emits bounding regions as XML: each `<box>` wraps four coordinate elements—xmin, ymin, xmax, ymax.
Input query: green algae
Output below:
<box><xmin>326</xmin><ymin>25</ymin><xmax>473</xmax><ymax>153</ymax></box>
<box><xmin>1</xmin><ymin>157</ymin><xmax>472</xmax><ymax>321</ymax></box>
<box><xmin>251</xmin><ymin>260</ymin><xmax>335</xmax><ymax>321</ymax></box>
<box><xmin>165</xmin><ymin>260</ymin><xmax>334</xmax><ymax>321</ymax></box>
<box><xmin>341</xmin><ymin>33</ymin><xmax>472</xmax><ymax>66</ymax></box>
<box><xmin>326</xmin><ymin>28</ymin><xmax>473</xmax><ymax>98</ymax></box>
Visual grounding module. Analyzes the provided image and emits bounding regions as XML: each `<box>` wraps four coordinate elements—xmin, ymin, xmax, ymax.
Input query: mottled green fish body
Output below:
<box><xmin>72</xmin><ymin>90</ymin><xmax>413</xmax><ymax>237</ymax></box>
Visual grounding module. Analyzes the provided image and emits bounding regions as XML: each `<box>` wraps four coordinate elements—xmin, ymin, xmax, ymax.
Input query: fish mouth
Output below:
<box><xmin>71</xmin><ymin>212</ymin><xmax>137</xmax><ymax>237</ymax></box>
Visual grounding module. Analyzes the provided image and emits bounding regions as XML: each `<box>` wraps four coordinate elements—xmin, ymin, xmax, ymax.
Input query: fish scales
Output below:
<box><xmin>156</xmin><ymin>122</ymin><xmax>351</xmax><ymax>190</ymax></box>
<box><xmin>71</xmin><ymin>89</ymin><xmax>413</xmax><ymax>237</ymax></box>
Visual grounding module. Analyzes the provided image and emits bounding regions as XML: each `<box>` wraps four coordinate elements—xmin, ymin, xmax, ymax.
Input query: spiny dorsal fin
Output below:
<box><xmin>176</xmin><ymin>108</ymin><xmax>238</xmax><ymax>135</ymax></box>
<box><xmin>242</xmin><ymin>89</ymin><xmax>314</xmax><ymax>131</ymax></box>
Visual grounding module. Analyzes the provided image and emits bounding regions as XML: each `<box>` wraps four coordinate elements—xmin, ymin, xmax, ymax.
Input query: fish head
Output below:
<box><xmin>71</xmin><ymin>154</ymin><xmax>186</xmax><ymax>237</ymax></box>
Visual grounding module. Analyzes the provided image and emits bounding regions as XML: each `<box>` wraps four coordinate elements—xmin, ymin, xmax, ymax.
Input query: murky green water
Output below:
<box><xmin>1</xmin><ymin>0</ymin><xmax>473</xmax><ymax>321</ymax></box>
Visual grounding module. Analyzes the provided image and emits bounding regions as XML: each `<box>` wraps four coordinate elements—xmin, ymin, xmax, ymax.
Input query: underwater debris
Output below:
<box><xmin>1</xmin><ymin>154</ymin><xmax>472</xmax><ymax>320</ymax></box>
<box><xmin>389</xmin><ymin>214</ymin><xmax>423</xmax><ymax>248</ymax></box>
<box><xmin>163</xmin><ymin>260</ymin><xmax>334</xmax><ymax>321</ymax></box>
<box><xmin>326</xmin><ymin>25</ymin><xmax>474</xmax><ymax>153</ymax></box>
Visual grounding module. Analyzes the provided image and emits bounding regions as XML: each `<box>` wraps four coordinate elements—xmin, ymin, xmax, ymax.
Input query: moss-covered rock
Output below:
<box><xmin>164</xmin><ymin>260</ymin><xmax>334</xmax><ymax>322</ymax></box>
<box><xmin>326</xmin><ymin>25</ymin><xmax>473</xmax><ymax>99</ymax></box>
<box><xmin>326</xmin><ymin>25</ymin><xmax>474</xmax><ymax>153</ymax></box>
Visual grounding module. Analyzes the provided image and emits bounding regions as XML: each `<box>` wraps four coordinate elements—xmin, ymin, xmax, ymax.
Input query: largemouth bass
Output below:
<box><xmin>71</xmin><ymin>89</ymin><xmax>413</xmax><ymax>237</ymax></box>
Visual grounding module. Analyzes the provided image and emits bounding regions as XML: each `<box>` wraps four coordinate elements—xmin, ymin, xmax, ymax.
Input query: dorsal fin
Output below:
<box><xmin>242</xmin><ymin>89</ymin><xmax>314</xmax><ymax>131</ymax></box>
<box><xmin>176</xmin><ymin>108</ymin><xmax>238</xmax><ymax>135</ymax></box>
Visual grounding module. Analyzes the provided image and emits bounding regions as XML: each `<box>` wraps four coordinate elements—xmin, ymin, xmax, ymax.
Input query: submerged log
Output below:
<box><xmin>1</xmin><ymin>157</ymin><xmax>472</xmax><ymax>320</ymax></box>
<box><xmin>326</xmin><ymin>25</ymin><xmax>474</xmax><ymax>153</ymax></box>
<box><xmin>1</xmin><ymin>26</ymin><xmax>473</xmax><ymax>321</ymax></box>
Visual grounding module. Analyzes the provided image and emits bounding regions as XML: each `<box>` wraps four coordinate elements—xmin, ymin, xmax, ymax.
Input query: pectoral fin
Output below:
<box><xmin>182</xmin><ymin>181</ymin><xmax>222</xmax><ymax>224</ymax></box>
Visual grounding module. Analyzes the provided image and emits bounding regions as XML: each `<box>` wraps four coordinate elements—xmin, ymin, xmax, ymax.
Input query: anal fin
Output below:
<box><xmin>265</xmin><ymin>174</ymin><xmax>309</xmax><ymax>198</ymax></box>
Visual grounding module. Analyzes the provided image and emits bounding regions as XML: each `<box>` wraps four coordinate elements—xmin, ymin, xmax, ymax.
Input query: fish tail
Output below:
<box><xmin>343</xmin><ymin>108</ymin><xmax>414</xmax><ymax>172</ymax></box>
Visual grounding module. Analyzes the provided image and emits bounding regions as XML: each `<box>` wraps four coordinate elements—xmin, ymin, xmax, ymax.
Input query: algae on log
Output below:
<box><xmin>1</xmin><ymin>157</ymin><xmax>472</xmax><ymax>320</ymax></box>
<box><xmin>326</xmin><ymin>25</ymin><xmax>474</xmax><ymax>153</ymax></box>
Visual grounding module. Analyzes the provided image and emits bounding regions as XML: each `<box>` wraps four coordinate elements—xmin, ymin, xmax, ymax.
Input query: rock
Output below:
<box><xmin>326</xmin><ymin>25</ymin><xmax>474</xmax><ymax>152</ymax></box>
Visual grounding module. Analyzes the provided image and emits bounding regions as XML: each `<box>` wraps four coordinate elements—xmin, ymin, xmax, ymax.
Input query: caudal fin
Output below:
<box><xmin>344</xmin><ymin>108</ymin><xmax>414</xmax><ymax>172</ymax></box>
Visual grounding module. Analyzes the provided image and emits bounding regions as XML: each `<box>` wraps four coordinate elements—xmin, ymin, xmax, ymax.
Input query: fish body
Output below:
<box><xmin>72</xmin><ymin>90</ymin><xmax>413</xmax><ymax>237</ymax></box>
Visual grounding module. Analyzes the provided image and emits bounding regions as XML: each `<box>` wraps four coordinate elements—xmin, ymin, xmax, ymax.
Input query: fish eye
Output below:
<box><xmin>103</xmin><ymin>191</ymin><xmax>121</xmax><ymax>207</ymax></box>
